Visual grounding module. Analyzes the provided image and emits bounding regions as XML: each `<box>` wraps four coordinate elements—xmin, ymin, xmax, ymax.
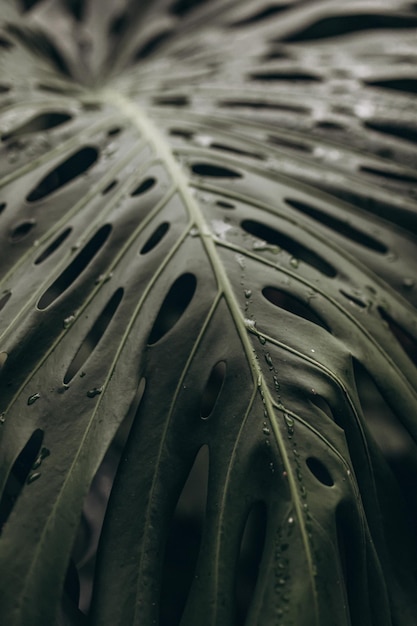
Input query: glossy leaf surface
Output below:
<box><xmin>0</xmin><ymin>1</ymin><xmax>417</xmax><ymax>625</ymax></box>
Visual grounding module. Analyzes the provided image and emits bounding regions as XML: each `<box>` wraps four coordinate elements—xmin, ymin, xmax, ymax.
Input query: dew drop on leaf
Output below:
<box><xmin>27</xmin><ymin>393</ymin><xmax>40</xmax><ymax>405</ymax></box>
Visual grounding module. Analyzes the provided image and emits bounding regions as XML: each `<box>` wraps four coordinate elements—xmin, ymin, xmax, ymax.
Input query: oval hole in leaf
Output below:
<box><xmin>335</xmin><ymin>502</ymin><xmax>359</xmax><ymax>624</ymax></box>
<box><xmin>209</xmin><ymin>143</ymin><xmax>264</xmax><ymax>160</ymax></box>
<box><xmin>306</xmin><ymin>457</ymin><xmax>334</xmax><ymax>486</ymax></box>
<box><xmin>191</xmin><ymin>163</ymin><xmax>242</xmax><ymax>178</ymax></box>
<box><xmin>1</xmin><ymin>112</ymin><xmax>72</xmax><ymax>141</ymax></box>
<box><xmin>364</xmin><ymin>120</ymin><xmax>417</xmax><ymax>145</ymax></box>
<box><xmin>153</xmin><ymin>95</ymin><xmax>189</xmax><ymax>107</ymax></box>
<box><xmin>37</xmin><ymin>224</ymin><xmax>111</xmax><ymax>310</ymax></box>
<box><xmin>148</xmin><ymin>273</ymin><xmax>197</xmax><ymax>345</ymax></box>
<box><xmin>216</xmin><ymin>200</ymin><xmax>235</xmax><ymax>209</ymax></box>
<box><xmin>218</xmin><ymin>99</ymin><xmax>307</xmax><ymax>114</ymax></box>
<box><xmin>140</xmin><ymin>222</ymin><xmax>170</xmax><ymax>255</ymax></box>
<box><xmin>354</xmin><ymin>360</ymin><xmax>417</xmax><ymax>530</ymax></box>
<box><xmin>378</xmin><ymin>307</ymin><xmax>417</xmax><ymax>366</ymax></box>
<box><xmin>0</xmin><ymin>291</ymin><xmax>11</xmax><ymax>312</ymax></box>
<box><xmin>10</xmin><ymin>220</ymin><xmax>36</xmax><ymax>243</ymax></box>
<box><xmin>200</xmin><ymin>360</ymin><xmax>226</xmax><ymax>419</ymax></box>
<box><xmin>135</xmin><ymin>29</ymin><xmax>173</xmax><ymax>59</ymax></box>
<box><xmin>285</xmin><ymin>198</ymin><xmax>387</xmax><ymax>253</ymax></box>
<box><xmin>170</xmin><ymin>128</ymin><xmax>194</xmax><ymax>139</ymax></box>
<box><xmin>250</xmin><ymin>71</ymin><xmax>320</xmax><ymax>82</ymax></box>
<box><xmin>282</xmin><ymin>14</ymin><xmax>417</xmax><ymax>42</ymax></box>
<box><xmin>340</xmin><ymin>290</ymin><xmax>367</xmax><ymax>309</ymax></box>
<box><xmin>102</xmin><ymin>180</ymin><xmax>118</xmax><ymax>195</ymax></box>
<box><xmin>0</xmin><ymin>429</ymin><xmax>44</xmax><ymax>530</ymax></box>
<box><xmin>107</xmin><ymin>126</ymin><xmax>123</xmax><ymax>137</ymax></box>
<box><xmin>365</xmin><ymin>78</ymin><xmax>417</xmax><ymax>95</ymax></box>
<box><xmin>360</xmin><ymin>165</ymin><xmax>417</xmax><ymax>185</ymax></box>
<box><xmin>34</xmin><ymin>227</ymin><xmax>72</xmax><ymax>265</ymax></box>
<box><xmin>26</xmin><ymin>146</ymin><xmax>99</xmax><ymax>202</ymax></box>
<box><xmin>160</xmin><ymin>445</ymin><xmax>209</xmax><ymax>626</ymax></box>
<box><xmin>242</xmin><ymin>220</ymin><xmax>336</xmax><ymax>277</ymax></box>
<box><xmin>235</xmin><ymin>501</ymin><xmax>267</xmax><ymax>625</ymax></box>
<box><xmin>63</xmin><ymin>288</ymin><xmax>123</xmax><ymax>384</ymax></box>
<box><xmin>262</xmin><ymin>287</ymin><xmax>330</xmax><ymax>331</ymax></box>
<box><xmin>131</xmin><ymin>177</ymin><xmax>156</xmax><ymax>196</ymax></box>
<box><xmin>268</xmin><ymin>135</ymin><xmax>312</xmax><ymax>153</ymax></box>
<box><xmin>229</xmin><ymin>4</ymin><xmax>290</xmax><ymax>27</ymax></box>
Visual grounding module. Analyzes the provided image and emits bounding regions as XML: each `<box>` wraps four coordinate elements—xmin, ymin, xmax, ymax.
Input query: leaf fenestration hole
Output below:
<box><xmin>216</xmin><ymin>200</ymin><xmax>235</xmax><ymax>209</ymax></box>
<box><xmin>34</xmin><ymin>228</ymin><xmax>72</xmax><ymax>264</ymax></box>
<box><xmin>306</xmin><ymin>457</ymin><xmax>334</xmax><ymax>486</ymax></box>
<box><xmin>200</xmin><ymin>361</ymin><xmax>226</xmax><ymax>419</ymax></box>
<box><xmin>0</xmin><ymin>429</ymin><xmax>44</xmax><ymax>531</ymax></box>
<box><xmin>10</xmin><ymin>220</ymin><xmax>36</xmax><ymax>243</ymax></box>
<box><xmin>160</xmin><ymin>445</ymin><xmax>209</xmax><ymax>626</ymax></box>
<box><xmin>360</xmin><ymin>165</ymin><xmax>417</xmax><ymax>185</ymax></box>
<box><xmin>102</xmin><ymin>180</ymin><xmax>118</xmax><ymax>195</ymax></box>
<box><xmin>340</xmin><ymin>290</ymin><xmax>367</xmax><ymax>309</ymax></box>
<box><xmin>0</xmin><ymin>203</ymin><xmax>6</xmax><ymax>214</ymax></box>
<box><xmin>268</xmin><ymin>135</ymin><xmax>312</xmax><ymax>153</ymax></box>
<box><xmin>235</xmin><ymin>501</ymin><xmax>267</xmax><ymax>625</ymax></box>
<box><xmin>140</xmin><ymin>222</ymin><xmax>170</xmax><ymax>255</ymax></box>
<box><xmin>26</xmin><ymin>147</ymin><xmax>99</xmax><ymax>202</ymax></box>
<box><xmin>285</xmin><ymin>198</ymin><xmax>387</xmax><ymax>253</ymax></box>
<box><xmin>191</xmin><ymin>163</ymin><xmax>242</xmax><ymax>178</ymax></box>
<box><xmin>218</xmin><ymin>100</ymin><xmax>307</xmax><ymax>114</ymax></box>
<box><xmin>209</xmin><ymin>143</ymin><xmax>264</xmax><ymax>160</ymax></box>
<box><xmin>242</xmin><ymin>220</ymin><xmax>336</xmax><ymax>277</ymax></box>
<box><xmin>37</xmin><ymin>224</ymin><xmax>111</xmax><ymax>310</ymax></box>
<box><xmin>378</xmin><ymin>307</ymin><xmax>417</xmax><ymax>367</ymax></box>
<box><xmin>282</xmin><ymin>14</ymin><xmax>417</xmax><ymax>42</ymax></box>
<box><xmin>0</xmin><ymin>291</ymin><xmax>11</xmax><ymax>312</ymax></box>
<box><xmin>365</xmin><ymin>78</ymin><xmax>417</xmax><ymax>95</ymax></box>
<box><xmin>229</xmin><ymin>4</ymin><xmax>290</xmax><ymax>27</ymax></box>
<box><xmin>148</xmin><ymin>273</ymin><xmax>197</xmax><ymax>345</ymax></box>
<box><xmin>1</xmin><ymin>112</ymin><xmax>72</xmax><ymax>141</ymax></box>
<box><xmin>250</xmin><ymin>71</ymin><xmax>320</xmax><ymax>82</ymax></box>
<box><xmin>363</xmin><ymin>120</ymin><xmax>417</xmax><ymax>145</ymax></box>
<box><xmin>153</xmin><ymin>96</ymin><xmax>189</xmax><ymax>107</ymax></box>
<box><xmin>262</xmin><ymin>287</ymin><xmax>330</xmax><ymax>331</ymax></box>
<box><xmin>131</xmin><ymin>177</ymin><xmax>156</xmax><ymax>196</ymax></box>
<box><xmin>63</xmin><ymin>288</ymin><xmax>123</xmax><ymax>384</ymax></box>
<box><xmin>135</xmin><ymin>29</ymin><xmax>173</xmax><ymax>59</ymax></box>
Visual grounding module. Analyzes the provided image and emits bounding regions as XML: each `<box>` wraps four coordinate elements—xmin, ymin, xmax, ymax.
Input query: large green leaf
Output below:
<box><xmin>0</xmin><ymin>1</ymin><xmax>417</xmax><ymax>625</ymax></box>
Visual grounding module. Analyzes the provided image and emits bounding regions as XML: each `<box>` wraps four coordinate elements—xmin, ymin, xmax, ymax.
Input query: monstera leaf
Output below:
<box><xmin>1</xmin><ymin>1</ymin><xmax>417</xmax><ymax>625</ymax></box>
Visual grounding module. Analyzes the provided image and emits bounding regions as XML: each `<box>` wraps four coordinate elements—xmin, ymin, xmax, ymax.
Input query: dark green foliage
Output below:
<box><xmin>0</xmin><ymin>1</ymin><xmax>417</xmax><ymax>625</ymax></box>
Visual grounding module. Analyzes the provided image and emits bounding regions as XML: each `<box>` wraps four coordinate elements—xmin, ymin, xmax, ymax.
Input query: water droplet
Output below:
<box><xmin>277</xmin><ymin>577</ymin><xmax>286</xmax><ymax>586</ymax></box>
<box><xmin>244</xmin><ymin>289</ymin><xmax>252</xmax><ymax>299</ymax></box>
<box><xmin>258</xmin><ymin>335</ymin><xmax>266</xmax><ymax>345</ymax></box>
<box><xmin>282</xmin><ymin>471</ymin><xmax>288</xmax><ymax>478</ymax></box>
<box><xmin>27</xmin><ymin>393</ymin><xmax>40</xmax><ymax>405</ymax></box>
<box><xmin>402</xmin><ymin>278</ymin><xmax>414</xmax><ymax>289</ymax></box>
<box><xmin>27</xmin><ymin>472</ymin><xmax>41</xmax><ymax>484</ymax></box>
<box><xmin>288</xmin><ymin>516</ymin><xmax>295</xmax><ymax>525</ymax></box>
<box><xmin>290</xmin><ymin>257</ymin><xmax>299</xmax><ymax>268</ymax></box>
<box><xmin>63</xmin><ymin>314</ymin><xmax>75</xmax><ymax>329</ymax></box>
<box><xmin>269</xmin><ymin>462</ymin><xmax>275</xmax><ymax>473</ymax></box>
<box><xmin>87</xmin><ymin>386</ymin><xmax>103</xmax><ymax>398</ymax></box>
<box><xmin>190</xmin><ymin>226</ymin><xmax>199</xmax><ymax>237</ymax></box>
<box><xmin>0</xmin><ymin>413</ymin><xmax>5</xmax><ymax>424</ymax></box>
<box><xmin>273</xmin><ymin>375</ymin><xmax>280</xmax><ymax>393</ymax></box>
<box><xmin>265</xmin><ymin>352</ymin><xmax>273</xmax><ymax>369</ymax></box>
<box><xmin>284</xmin><ymin>414</ymin><xmax>294</xmax><ymax>428</ymax></box>
<box><xmin>235</xmin><ymin>253</ymin><xmax>245</xmax><ymax>269</ymax></box>
<box><xmin>245</xmin><ymin>318</ymin><xmax>257</xmax><ymax>332</ymax></box>
<box><xmin>263</xmin><ymin>426</ymin><xmax>270</xmax><ymax>436</ymax></box>
<box><xmin>80</xmin><ymin>371</ymin><xmax>86</xmax><ymax>378</ymax></box>
<box><xmin>311</xmin><ymin>348</ymin><xmax>315</xmax><ymax>353</ymax></box>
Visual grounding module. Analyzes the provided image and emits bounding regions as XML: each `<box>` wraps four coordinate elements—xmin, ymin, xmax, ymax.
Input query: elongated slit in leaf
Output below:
<box><xmin>235</xmin><ymin>501</ymin><xmax>267</xmax><ymax>626</ymax></box>
<box><xmin>63</xmin><ymin>288</ymin><xmax>124</xmax><ymax>384</ymax></box>
<box><xmin>131</xmin><ymin>177</ymin><xmax>156</xmax><ymax>196</ymax></box>
<box><xmin>242</xmin><ymin>220</ymin><xmax>337</xmax><ymax>276</ymax></box>
<box><xmin>378</xmin><ymin>307</ymin><xmax>417</xmax><ymax>366</ymax></box>
<box><xmin>262</xmin><ymin>286</ymin><xmax>330</xmax><ymax>331</ymax></box>
<box><xmin>147</xmin><ymin>273</ymin><xmax>197</xmax><ymax>345</ymax></box>
<box><xmin>306</xmin><ymin>457</ymin><xmax>334</xmax><ymax>486</ymax></box>
<box><xmin>10</xmin><ymin>220</ymin><xmax>36</xmax><ymax>243</ymax></box>
<box><xmin>191</xmin><ymin>163</ymin><xmax>242</xmax><ymax>178</ymax></box>
<box><xmin>26</xmin><ymin>147</ymin><xmax>99</xmax><ymax>202</ymax></box>
<box><xmin>34</xmin><ymin>228</ymin><xmax>72</xmax><ymax>265</ymax></box>
<box><xmin>1</xmin><ymin>112</ymin><xmax>72</xmax><ymax>142</ymax></box>
<box><xmin>200</xmin><ymin>360</ymin><xmax>226</xmax><ymax>419</ymax></box>
<box><xmin>285</xmin><ymin>198</ymin><xmax>388</xmax><ymax>253</ymax></box>
<box><xmin>160</xmin><ymin>445</ymin><xmax>209</xmax><ymax>626</ymax></box>
<box><xmin>37</xmin><ymin>224</ymin><xmax>112</xmax><ymax>310</ymax></box>
<box><xmin>0</xmin><ymin>429</ymin><xmax>44</xmax><ymax>530</ymax></box>
<box><xmin>140</xmin><ymin>222</ymin><xmax>170</xmax><ymax>254</ymax></box>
